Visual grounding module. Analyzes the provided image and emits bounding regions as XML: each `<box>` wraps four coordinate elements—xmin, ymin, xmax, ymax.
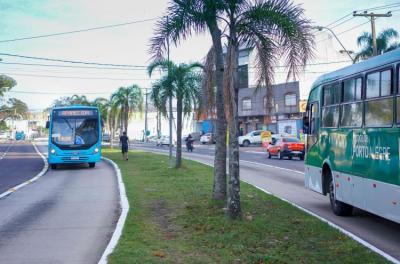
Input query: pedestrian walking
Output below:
<box><xmin>120</xmin><ymin>131</ymin><xmax>130</xmax><ymax>161</ymax></box>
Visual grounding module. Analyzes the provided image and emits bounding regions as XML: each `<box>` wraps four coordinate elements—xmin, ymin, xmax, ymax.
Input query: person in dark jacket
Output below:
<box><xmin>119</xmin><ymin>131</ymin><xmax>130</xmax><ymax>160</ymax></box>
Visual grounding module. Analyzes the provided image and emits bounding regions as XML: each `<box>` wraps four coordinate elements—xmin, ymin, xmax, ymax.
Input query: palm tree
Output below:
<box><xmin>355</xmin><ymin>28</ymin><xmax>400</xmax><ymax>61</ymax></box>
<box><xmin>220</xmin><ymin>0</ymin><xmax>314</xmax><ymax>219</ymax></box>
<box><xmin>0</xmin><ymin>75</ymin><xmax>16</xmax><ymax>97</ymax></box>
<box><xmin>148</xmin><ymin>60</ymin><xmax>202</xmax><ymax>168</ymax></box>
<box><xmin>150</xmin><ymin>0</ymin><xmax>228</xmax><ymax>200</ymax></box>
<box><xmin>111</xmin><ymin>85</ymin><xmax>143</xmax><ymax>134</ymax></box>
<box><xmin>92</xmin><ymin>97</ymin><xmax>110</xmax><ymax>130</ymax></box>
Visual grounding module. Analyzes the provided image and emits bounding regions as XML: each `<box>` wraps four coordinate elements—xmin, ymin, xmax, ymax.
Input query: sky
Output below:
<box><xmin>0</xmin><ymin>0</ymin><xmax>400</xmax><ymax>111</ymax></box>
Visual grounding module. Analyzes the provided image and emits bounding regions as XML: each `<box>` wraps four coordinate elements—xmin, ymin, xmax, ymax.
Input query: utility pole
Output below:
<box><xmin>353</xmin><ymin>11</ymin><xmax>392</xmax><ymax>56</ymax></box>
<box><xmin>144</xmin><ymin>89</ymin><xmax>149</xmax><ymax>142</ymax></box>
<box><xmin>167</xmin><ymin>15</ymin><xmax>173</xmax><ymax>168</ymax></box>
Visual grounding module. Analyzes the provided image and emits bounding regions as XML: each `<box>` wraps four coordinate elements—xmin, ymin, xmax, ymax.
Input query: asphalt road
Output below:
<box><xmin>0</xmin><ymin>142</ymin><xmax>119</xmax><ymax>264</ymax></box>
<box><xmin>0</xmin><ymin>141</ymin><xmax>44</xmax><ymax>194</ymax></box>
<box><xmin>135</xmin><ymin>143</ymin><xmax>400</xmax><ymax>262</ymax></box>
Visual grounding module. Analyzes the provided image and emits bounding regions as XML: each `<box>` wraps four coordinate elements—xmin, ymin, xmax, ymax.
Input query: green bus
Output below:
<box><xmin>304</xmin><ymin>48</ymin><xmax>400</xmax><ymax>224</ymax></box>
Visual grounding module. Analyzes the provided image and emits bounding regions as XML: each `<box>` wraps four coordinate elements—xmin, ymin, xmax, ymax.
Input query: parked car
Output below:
<box><xmin>239</xmin><ymin>130</ymin><xmax>269</xmax><ymax>147</ymax></box>
<box><xmin>266</xmin><ymin>137</ymin><xmax>304</xmax><ymax>160</ymax></box>
<box><xmin>156</xmin><ymin>135</ymin><xmax>173</xmax><ymax>146</ymax></box>
<box><xmin>147</xmin><ymin>135</ymin><xmax>158</xmax><ymax>143</ymax></box>
<box><xmin>200</xmin><ymin>133</ymin><xmax>215</xmax><ymax>144</ymax></box>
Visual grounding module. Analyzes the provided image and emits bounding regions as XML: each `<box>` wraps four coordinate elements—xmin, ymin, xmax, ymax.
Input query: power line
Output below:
<box><xmin>0</xmin><ymin>52</ymin><xmax>148</xmax><ymax>68</ymax></box>
<box><xmin>0</xmin><ymin>17</ymin><xmax>158</xmax><ymax>43</ymax></box>
<box><xmin>0</xmin><ymin>61</ymin><xmax>149</xmax><ymax>71</ymax></box>
<box><xmin>0</xmin><ymin>72</ymin><xmax>159</xmax><ymax>81</ymax></box>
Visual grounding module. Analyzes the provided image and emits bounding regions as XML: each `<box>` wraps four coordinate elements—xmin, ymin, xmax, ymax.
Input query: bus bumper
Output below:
<box><xmin>48</xmin><ymin>145</ymin><xmax>101</xmax><ymax>164</ymax></box>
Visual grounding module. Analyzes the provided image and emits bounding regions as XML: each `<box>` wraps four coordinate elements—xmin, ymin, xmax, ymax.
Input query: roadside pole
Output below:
<box><xmin>353</xmin><ymin>11</ymin><xmax>392</xmax><ymax>56</ymax></box>
<box><xmin>144</xmin><ymin>89</ymin><xmax>149</xmax><ymax>142</ymax></box>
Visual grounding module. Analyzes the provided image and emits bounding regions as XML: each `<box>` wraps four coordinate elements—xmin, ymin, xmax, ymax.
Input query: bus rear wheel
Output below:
<box><xmin>89</xmin><ymin>162</ymin><xmax>96</xmax><ymax>168</ymax></box>
<box><xmin>328</xmin><ymin>178</ymin><xmax>353</xmax><ymax>216</ymax></box>
<box><xmin>50</xmin><ymin>164</ymin><xmax>57</xmax><ymax>170</ymax></box>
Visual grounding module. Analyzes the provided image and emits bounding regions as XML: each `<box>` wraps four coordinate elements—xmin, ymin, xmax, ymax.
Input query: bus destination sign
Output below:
<box><xmin>57</xmin><ymin>110</ymin><xmax>95</xmax><ymax>117</ymax></box>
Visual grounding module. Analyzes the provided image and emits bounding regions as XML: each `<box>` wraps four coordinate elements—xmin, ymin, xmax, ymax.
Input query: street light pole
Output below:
<box><xmin>314</xmin><ymin>26</ymin><xmax>355</xmax><ymax>63</ymax></box>
<box><xmin>353</xmin><ymin>11</ymin><xmax>392</xmax><ymax>57</ymax></box>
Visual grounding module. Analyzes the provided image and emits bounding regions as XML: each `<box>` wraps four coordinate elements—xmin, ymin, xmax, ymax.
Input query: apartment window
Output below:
<box><xmin>285</xmin><ymin>93</ymin><xmax>297</xmax><ymax>106</ymax></box>
<box><xmin>242</xmin><ymin>98</ymin><xmax>252</xmax><ymax>111</ymax></box>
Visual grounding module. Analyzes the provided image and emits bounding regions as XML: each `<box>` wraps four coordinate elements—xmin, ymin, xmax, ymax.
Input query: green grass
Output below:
<box><xmin>104</xmin><ymin>148</ymin><xmax>388</xmax><ymax>264</ymax></box>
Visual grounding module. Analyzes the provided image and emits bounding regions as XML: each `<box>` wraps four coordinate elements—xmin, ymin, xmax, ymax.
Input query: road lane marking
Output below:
<box><xmin>0</xmin><ymin>141</ymin><xmax>15</xmax><ymax>161</ymax></box>
<box><xmin>0</xmin><ymin>142</ymin><xmax>48</xmax><ymax>200</ymax></box>
<box><xmin>98</xmin><ymin>157</ymin><xmax>129</xmax><ymax>264</ymax></box>
<box><xmin>244</xmin><ymin>150</ymin><xmax>265</xmax><ymax>154</ymax></box>
<box><xmin>136</xmin><ymin>147</ymin><xmax>399</xmax><ymax>263</ymax></box>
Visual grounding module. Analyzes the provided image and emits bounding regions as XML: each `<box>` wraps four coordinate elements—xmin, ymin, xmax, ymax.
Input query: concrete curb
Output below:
<box><xmin>136</xmin><ymin>147</ymin><xmax>399</xmax><ymax>264</ymax></box>
<box><xmin>0</xmin><ymin>141</ymin><xmax>48</xmax><ymax>199</ymax></box>
<box><xmin>98</xmin><ymin>157</ymin><xmax>129</xmax><ymax>264</ymax></box>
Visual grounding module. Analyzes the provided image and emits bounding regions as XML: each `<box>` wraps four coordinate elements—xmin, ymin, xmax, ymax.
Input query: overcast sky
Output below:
<box><xmin>1</xmin><ymin>0</ymin><xmax>399</xmax><ymax>110</ymax></box>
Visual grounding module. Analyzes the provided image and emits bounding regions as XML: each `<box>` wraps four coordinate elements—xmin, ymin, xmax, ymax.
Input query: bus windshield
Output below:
<box><xmin>51</xmin><ymin>110</ymin><xmax>99</xmax><ymax>149</ymax></box>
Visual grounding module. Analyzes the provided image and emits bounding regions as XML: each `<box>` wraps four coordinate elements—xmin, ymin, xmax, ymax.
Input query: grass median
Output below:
<box><xmin>104</xmin><ymin>148</ymin><xmax>387</xmax><ymax>263</ymax></box>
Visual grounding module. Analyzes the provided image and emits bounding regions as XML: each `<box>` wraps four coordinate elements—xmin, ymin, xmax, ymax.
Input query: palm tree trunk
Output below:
<box><xmin>124</xmin><ymin>104</ymin><xmax>129</xmax><ymax>133</ymax></box>
<box><xmin>210</xmin><ymin>24</ymin><xmax>227</xmax><ymax>201</ymax></box>
<box><xmin>227</xmin><ymin>37</ymin><xmax>241</xmax><ymax>219</ymax></box>
<box><xmin>175</xmin><ymin>96</ymin><xmax>183</xmax><ymax>168</ymax></box>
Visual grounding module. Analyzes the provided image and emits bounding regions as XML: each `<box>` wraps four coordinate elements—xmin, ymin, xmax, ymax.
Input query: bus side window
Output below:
<box><xmin>310</xmin><ymin>102</ymin><xmax>319</xmax><ymax>134</ymax></box>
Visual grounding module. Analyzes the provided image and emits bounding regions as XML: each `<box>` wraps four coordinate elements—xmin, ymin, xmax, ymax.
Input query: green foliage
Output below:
<box><xmin>0</xmin><ymin>120</ymin><xmax>8</xmax><ymax>131</ymax></box>
<box><xmin>355</xmin><ymin>28</ymin><xmax>400</xmax><ymax>61</ymax></box>
<box><xmin>148</xmin><ymin>60</ymin><xmax>203</xmax><ymax>117</ymax></box>
<box><xmin>0</xmin><ymin>97</ymin><xmax>28</xmax><ymax>121</ymax></box>
<box><xmin>0</xmin><ymin>74</ymin><xmax>17</xmax><ymax>97</ymax></box>
<box><xmin>104</xmin><ymin>150</ymin><xmax>388</xmax><ymax>264</ymax></box>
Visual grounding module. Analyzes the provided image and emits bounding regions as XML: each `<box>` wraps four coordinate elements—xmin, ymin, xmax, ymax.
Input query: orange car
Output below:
<box><xmin>267</xmin><ymin>137</ymin><xmax>305</xmax><ymax>160</ymax></box>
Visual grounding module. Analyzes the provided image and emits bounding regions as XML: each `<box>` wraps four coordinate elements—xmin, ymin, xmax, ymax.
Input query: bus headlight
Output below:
<box><xmin>50</xmin><ymin>148</ymin><xmax>56</xmax><ymax>155</ymax></box>
<box><xmin>94</xmin><ymin>147</ymin><xmax>99</xmax><ymax>153</ymax></box>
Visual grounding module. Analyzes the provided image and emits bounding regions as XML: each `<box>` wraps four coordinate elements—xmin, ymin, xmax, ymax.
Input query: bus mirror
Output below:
<box><xmin>45</xmin><ymin>121</ymin><xmax>50</xmax><ymax>129</ymax></box>
<box><xmin>101</xmin><ymin>120</ymin><xmax>104</xmax><ymax>128</ymax></box>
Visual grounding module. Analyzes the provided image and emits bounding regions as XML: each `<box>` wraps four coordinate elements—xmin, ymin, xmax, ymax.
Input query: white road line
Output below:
<box><xmin>0</xmin><ymin>141</ymin><xmax>15</xmax><ymax>161</ymax></box>
<box><xmin>136</xmin><ymin>147</ymin><xmax>399</xmax><ymax>264</ymax></box>
<box><xmin>244</xmin><ymin>150</ymin><xmax>265</xmax><ymax>154</ymax></box>
<box><xmin>0</xmin><ymin>142</ymin><xmax>48</xmax><ymax>199</ymax></box>
<box><xmin>98</xmin><ymin>157</ymin><xmax>129</xmax><ymax>264</ymax></box>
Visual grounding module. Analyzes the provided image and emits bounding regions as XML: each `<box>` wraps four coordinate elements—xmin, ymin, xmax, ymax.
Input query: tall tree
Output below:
<box><xmin>92</xmin><ymin>97</ymin><xmax>110</xmax><ymax>130</ymax></box>
<box><xmin>150</xmin><ymin>0</ymin><xmax>228</xmax><ymax>200</ymax></box>
<box><xmin>148</xmin><ymin>60</ymin><xmax>202</xmax><ymax>168</ymax></box>
<box><xmin>355</xmin><ymin>28</ymin><xmax>400</xmax><ymax>61</ymax></box>
<box><xmin>0</xmin><ymin>98</ymin><xmax>28</xmax><ymax>121</ymax></box>
<box><xmin>0</xmin><ymin>75</ymin><xmax>16</xmax><ymax>97</ymax></box>
<box><xmin>111</xmin><ymin>85</ymin><xmax>143</xmax><ymax>134</ymax></box>
<box><xmin>220</xmin><ymin>0</ymin><xmax>314</xmax><ymax>218</ymax></box>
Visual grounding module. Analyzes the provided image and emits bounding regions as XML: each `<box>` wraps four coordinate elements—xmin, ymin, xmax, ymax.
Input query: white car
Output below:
<box><xmin>238</xmin><ymin>130</ymin><xmax>265</xmax><ymax>147</ymax></box>
<box><xmin>156</xmin><ymin>135</ymin><xmax>173</xmax><ymax>146</ymax></box>
<box><xmin>200</xmin><ymin>133</ymin><xmax>215</xmax><ymax>144</ymax></box>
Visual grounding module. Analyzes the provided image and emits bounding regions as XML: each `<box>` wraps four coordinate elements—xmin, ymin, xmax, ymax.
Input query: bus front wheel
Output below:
<box><xmin>328</xmin><ymin>178</ymin><xmax>353</xmax><ymax>216</ymax></box>
<box><xmin>89</xmin><ymin>162</ymin><xmax>96</xmax><ymax>168</ymax></box>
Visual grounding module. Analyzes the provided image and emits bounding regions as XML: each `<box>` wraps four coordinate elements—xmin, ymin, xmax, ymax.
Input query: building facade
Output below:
<box><xmin>238</xmin><ymin>81</ymin><xmax>301</xmax><ymax>134</ymax></box>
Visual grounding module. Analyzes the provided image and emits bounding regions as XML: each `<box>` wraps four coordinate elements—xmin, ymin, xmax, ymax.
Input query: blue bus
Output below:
<box><xmin>46</xmin><ymin>106</ymin><xmax>102</xmax><ymax>169</ymax></box>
